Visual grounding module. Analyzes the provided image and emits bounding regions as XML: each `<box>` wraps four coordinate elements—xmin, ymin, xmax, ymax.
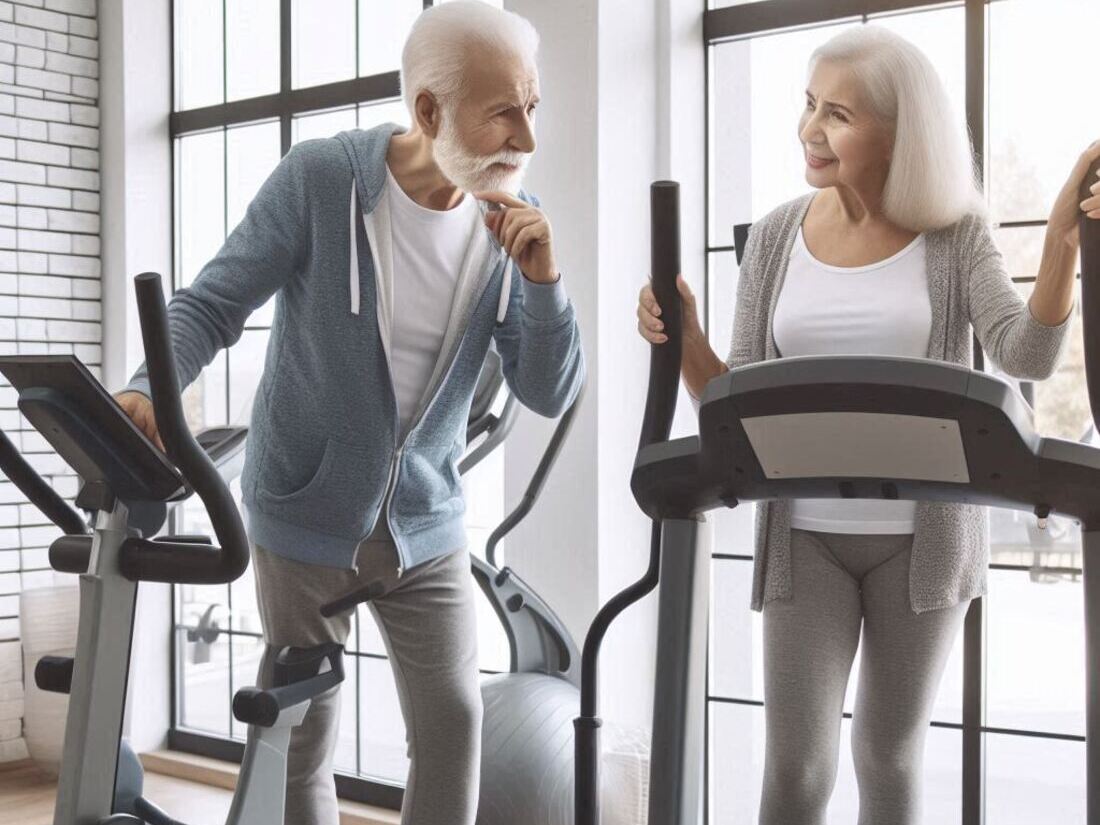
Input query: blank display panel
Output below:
<box><xmin>741</xmin><ymin>412</ymin><xmax>970</xmax><ymax>482</ymax></box>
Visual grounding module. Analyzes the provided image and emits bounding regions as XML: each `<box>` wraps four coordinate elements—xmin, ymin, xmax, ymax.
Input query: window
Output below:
<box><xmin>171</xmin><ymin>0</ymin><xmax>505</xmax><ymax>806</ymax></box>
<box><xmin>705</xmin><ymin>0</ymin><xmax>1098</xmax><ymax>821</ymax></box>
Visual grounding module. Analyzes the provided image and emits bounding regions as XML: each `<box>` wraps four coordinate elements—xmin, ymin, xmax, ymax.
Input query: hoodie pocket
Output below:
<box><xmin>256</xmin><ymin>438</ymin><xmax>370</xmax><ymax>535</ymax></box>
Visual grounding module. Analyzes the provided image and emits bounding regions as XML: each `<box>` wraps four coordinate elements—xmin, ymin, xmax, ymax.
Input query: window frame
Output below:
<box><xmin>168</xmin><ymin>0</ymin><xmax>435</xmax><ymax>811</ymax></box>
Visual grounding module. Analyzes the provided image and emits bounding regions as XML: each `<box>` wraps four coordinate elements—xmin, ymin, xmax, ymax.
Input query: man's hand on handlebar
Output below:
<box><xmin>113</xmin><ymin>391</ymin><xmax>166</xmax><ymax>452</ymax></box>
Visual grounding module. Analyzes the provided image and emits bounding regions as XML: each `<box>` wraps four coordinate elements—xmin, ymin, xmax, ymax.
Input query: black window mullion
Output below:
<box><xmin>227</xmin><ymin>582</ymin><xmax>235</xmax><ymax>736</ymax></box>
<box><xmin>704</xmin><ymin>0</ymin><xmax>960</xmax><ymax>44</ymax></box>
<box><xmin>280</xmin><ymin>0</ymin><xmax>292</xmax><ymax>154</ymax></box>
<box><xmin>222</xmin><ymin>125</ymin><xmax>231</xmax><ymax>425</ymax></box>
<box><xmin>703</xmin><ymin>1</ymin><xmax>713</xmax><ymax>811</ymax></box>
<box><xmin>169</xmin><ymin>0</ymin><xmax>179</xmax><ymax>294</ymax></box>
<box><xmin>963</xmin><ymin>3</ymin><xmax>987</xmax><ymax>821</ymax></box>
<box><xmin>172</xmin><ymin>72</ymin><xmax>403</xmax><ymax>138</ymax></box>
<box><xmin>997</xmin><ymin>219</ymin><xmax>1047</xmax><ymax>229</ymax></box>
<box><xmin>703</xmin><ymin>13</ymin><xmax>712</xmax><ymax>343</ymax></box>
<box><xmin>222</xmin><ymin>0</ymin><xmax>228</xmax><ymax>106</ymax></box>
<box><xmin>356</xmin><ymin>607</ymin><xmax>363</xmax><ymax>777</ymax></box>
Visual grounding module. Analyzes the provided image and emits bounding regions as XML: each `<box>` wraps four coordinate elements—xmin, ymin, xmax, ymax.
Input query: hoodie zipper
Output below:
<box><xmin>383</xmin><ymin>230</ymin><xmax>508</xmax><ymax>576</ymax></box>
<box><xmin>381</xmin><ymin>444</ymin><xmax>403</xmax><ymax>577</ymax></box>
<box><xmin>360</xmin><ymin>197</ymin><xmax>408</xmax><ymax>577</ymax></box>
<box><xmin>366</xmin><ymin>199</ymin><xmax>505</xmax><ymax>577</ymax></box>
<box><xmin>381</xmin><ymin>320</ymin><xmax>476</xmax><ymax>578</ymax></box>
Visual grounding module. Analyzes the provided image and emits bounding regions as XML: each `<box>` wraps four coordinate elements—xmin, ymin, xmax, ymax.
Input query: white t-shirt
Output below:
<box><xmin>772</xmin><ymin>226</ymin><xmax>932</xmax><ymax>534</ymax></box>
<box><xmin>386</xmin><ymin>166</ymin><xmax>479</xmax><ymax>435</ymax></box>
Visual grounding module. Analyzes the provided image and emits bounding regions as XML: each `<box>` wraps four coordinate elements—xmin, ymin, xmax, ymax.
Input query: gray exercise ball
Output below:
<box><xmin>477</xmin><ymin>672</ymin><xmax>650</xmax><ymax>825</ymax></box>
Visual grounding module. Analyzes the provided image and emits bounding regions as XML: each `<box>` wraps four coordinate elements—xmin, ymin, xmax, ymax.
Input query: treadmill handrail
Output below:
<box><xmin>119</xmin><ymin>273</ymin><xmax>249</xmax><ymax>585</ymax></box>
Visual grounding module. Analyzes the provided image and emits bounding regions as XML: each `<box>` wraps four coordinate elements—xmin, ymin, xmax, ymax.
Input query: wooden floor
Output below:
<box><xmin>0</xmin><ymin>760</ymin><xmax>238</xmax><ymax>825</ymax></box>
<box><xmin>0</xmin><ymin>761</ymin><xmax>59</xmax><ymax>825</ymax></box>
<box><xmin>0</xmin><ymin>756</ymin><xmax>399</xmax><ymax>825</ymax></box>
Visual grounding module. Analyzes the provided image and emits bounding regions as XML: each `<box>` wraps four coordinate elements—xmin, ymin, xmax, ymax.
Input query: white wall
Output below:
<box><xmin>499</xmin><ymin>0</ymin><xmax>601</xmax><ymax>697</ymax></box>
<box><xmin>502</xmin><ymin>0</ymin><xmax>705</xmax><ymax>732</ymax></box>
<box><xmin>99</xmin><ymin>0</ymin><xmax>173</xmax><ymax>753</ymax></box>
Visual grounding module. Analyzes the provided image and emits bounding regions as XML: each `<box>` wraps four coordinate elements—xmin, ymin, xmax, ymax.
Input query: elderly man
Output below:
<box><xmin>114</xmin><ymin>3</ymin><xmax>584</xmax><ymax>824</ymax></box>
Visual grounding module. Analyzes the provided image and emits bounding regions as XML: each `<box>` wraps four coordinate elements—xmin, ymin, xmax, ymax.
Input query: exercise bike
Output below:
<box><xmin>0</xmin><ymin>272</ymin><xmax>343</xmax><ymax>825</ymax></box>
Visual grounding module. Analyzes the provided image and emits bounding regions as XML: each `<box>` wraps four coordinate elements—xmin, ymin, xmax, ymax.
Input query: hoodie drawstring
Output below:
<box><xmin>496</xmin><ymin>251</ymin><xmax>512</xmax><ymax>325</ymax></box>
<box><xmin>349</xmin><ymin>182</ymin><xmax>361</xmax><ymax>315</ymax></box>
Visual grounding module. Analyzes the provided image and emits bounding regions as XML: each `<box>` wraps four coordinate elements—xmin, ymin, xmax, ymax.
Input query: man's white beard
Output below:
<box><xmin>433</xmin><ymin>111</ymin><xmax>530</xmax><ymax>195</ymax></box>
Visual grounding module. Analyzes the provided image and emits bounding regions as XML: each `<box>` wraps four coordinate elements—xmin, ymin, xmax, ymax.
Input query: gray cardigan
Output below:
<box><xmin>730</xmin><ymin>193</ymin><xmax>1073</xmax><ymax>614</ymax></box>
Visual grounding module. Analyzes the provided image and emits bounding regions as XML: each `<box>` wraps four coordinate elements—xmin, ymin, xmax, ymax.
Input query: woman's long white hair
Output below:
<box><xmin>810</xmin><ymin>26</ymin><xmax>986</xmax><ymax>232</ymax></box>
<box><xmin>401</xmin><ymin>1</ymin><xmax>539</xmax><ymax>116</ymax></box>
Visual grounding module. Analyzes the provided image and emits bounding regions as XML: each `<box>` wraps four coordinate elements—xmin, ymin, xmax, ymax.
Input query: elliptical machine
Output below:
<box><xmin>319</xmin><ymin>357</ymin><xmax>645</xmax><ymax>824</ymax></box>
<box><xmin>0</xmin><ymin>272</ymin><xmax>346</xmax><ymax>825</ymax></box>
<box><xmin>575</xmin><ymin>164</ymin><xmax>1100</xmax><ymax>825</ymax></box>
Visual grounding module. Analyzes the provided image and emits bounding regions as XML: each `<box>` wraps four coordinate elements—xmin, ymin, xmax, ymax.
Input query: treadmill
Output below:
<box><xmin>575</xmin><ymin>164</ymin><xmax>1100</xmax><ymax>824</ymax></box>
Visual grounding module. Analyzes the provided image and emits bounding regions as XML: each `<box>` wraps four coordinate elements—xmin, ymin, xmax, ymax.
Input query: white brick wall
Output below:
<box><xmin>0</xmin><ymin>0</ymin><xmax>98</xmax><ymax>764</ymax></box>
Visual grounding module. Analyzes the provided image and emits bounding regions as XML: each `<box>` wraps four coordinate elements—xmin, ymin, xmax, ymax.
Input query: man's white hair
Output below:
<box><xmin>810</xmin><ymin>26</ymin><xmax>986</xmax><ymax>232</ymax></box>
<box><xmin>401</xmin><ymin>1</ymin><xmax>539</xmax><ymax>117</ymax></box>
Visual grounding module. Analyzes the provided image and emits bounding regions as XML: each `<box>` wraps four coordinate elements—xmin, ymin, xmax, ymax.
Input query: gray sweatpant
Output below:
<box><xmin>252</xmin><ymin>522</ymin><xmax>482</xmax><ymax>825</ymax></box>
<box><xmin>760</xmin><ymin>528</ymin><xmax>968</xmax><ymax>825</ymax></box>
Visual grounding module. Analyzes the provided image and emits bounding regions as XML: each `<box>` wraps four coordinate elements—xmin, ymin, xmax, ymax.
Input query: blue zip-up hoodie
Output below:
<box><xmin>125</xmin><ymin>123</ymin><xmax>585</xmax><ymax>573</ymax></box>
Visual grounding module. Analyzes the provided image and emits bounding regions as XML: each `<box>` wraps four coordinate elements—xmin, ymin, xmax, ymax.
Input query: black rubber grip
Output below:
<box><xmin>638</xmin><ymin>181</ymin><xmax>682</xmax><ymax>451</ymax></box>
<box><xmin>232</xmin><ymin>687</ymin><xmax>281</xmax><ymax>728</ymax></box>
<box><xmin>49</xmin><ymin>534</ymin><xmax>93</xmax><ymax>574</ymax></box>
<box><xmin>233</xmin><ymin>646</ymin><xmax>346</xmax><ymax>728</ymax></box>
<box><xmin>35</xmin><ymin>655</ymin><xmax>74</xmax><ymax>694</ymax></box>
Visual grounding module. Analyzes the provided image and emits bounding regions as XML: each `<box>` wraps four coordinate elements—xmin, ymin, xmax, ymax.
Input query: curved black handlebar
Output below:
<box><xmin>638</xmin><ymin>181</ymin><xmax>682</xmax><ymax>450</ymax></box>
<box><xmin>1081</xmin><ymin>158</ymin><xmax>1100</xmax><ymax>436</ymax></box>
<box><xmin>577</xmin><ymin>182</ymin><xmax>681</xmax><ymax>825</ymax></box>
<box><xmin>485</xmin><ymin>381</ymin><xmax>585</xmax><ymax>570</ymax></box>
<box><xmin>118</xmin><ymin>272</ymin><xmax>250</xmax><ymax>585</ymax></box>
<box><xmin>0</xmin><ymin>428</ymin><xmax>87</xmax><ymax>535</ymax></box>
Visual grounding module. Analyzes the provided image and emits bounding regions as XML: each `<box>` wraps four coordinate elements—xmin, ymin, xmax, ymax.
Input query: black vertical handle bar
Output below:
<box><xmin>576</xmin><ymin>182</ymin><xmax>682</xmax><ymax>825</ymax></box>
<box><xmin>638</xmin><ymin>181</ymin><xmax>682</xmax><ymax>450</ymax></box>
<box><xmin>119</xmin><ymin>272</ymin><xmax>249</xmax><ymax>585</ymax></box>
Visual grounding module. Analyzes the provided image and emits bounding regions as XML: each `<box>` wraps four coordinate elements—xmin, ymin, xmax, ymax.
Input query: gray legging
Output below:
<box><xmin>760</xmin><ymin>528</ymin><xmax>968</xmax><ymax>825</ymax></box>
<box><xmin>251</xmin><ymin>521</ymin><xmax>482</xmax><ymax>825</ymax></box>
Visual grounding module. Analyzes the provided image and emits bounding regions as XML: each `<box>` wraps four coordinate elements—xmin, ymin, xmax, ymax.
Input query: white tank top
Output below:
<box><xmin>772</xmin><ymin>226</ymin><xmax>932</xmax><ymax>534</ymax></box>
<box><xmin>386</xmin><ymin>166</ymin><xmax>479</xmax><ymax>436</ymax></box>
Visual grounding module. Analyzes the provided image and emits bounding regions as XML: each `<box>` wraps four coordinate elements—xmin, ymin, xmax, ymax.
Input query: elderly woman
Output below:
<box><xmin>637</xmin><ymin>26</ymin><xmax>1100</xmax><ymax>825</ymax></box>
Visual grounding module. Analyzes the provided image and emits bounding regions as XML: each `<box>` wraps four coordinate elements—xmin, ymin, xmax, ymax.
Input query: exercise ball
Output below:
<box><xmin>478</xmin><ymin>672</ymin><xmax>650</xmax><ymax>825</ymax></box>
